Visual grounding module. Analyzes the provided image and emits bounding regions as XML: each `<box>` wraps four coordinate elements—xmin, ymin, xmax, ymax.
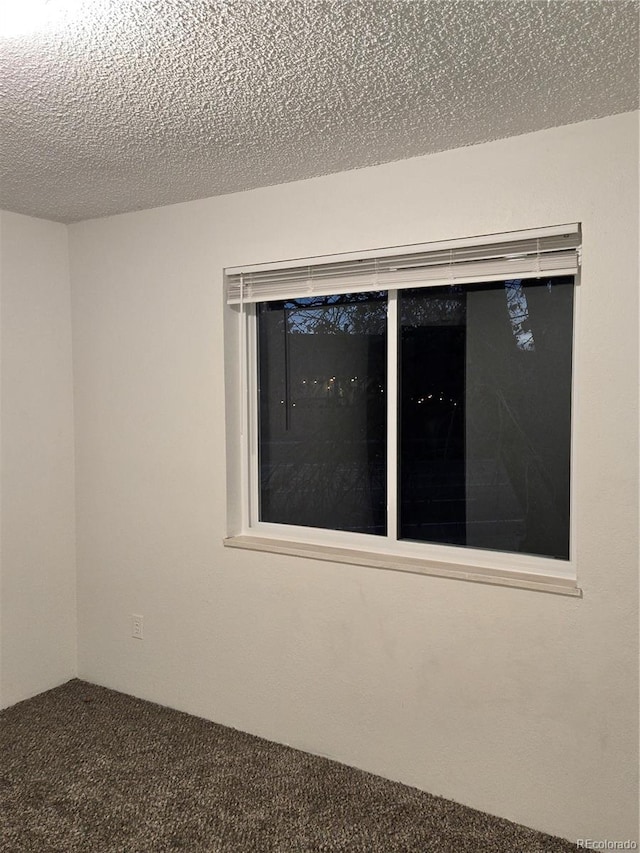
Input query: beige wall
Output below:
<box><xmin>0</xmin><ymin>211</ymin><xmax>77</xmax><ymax>708</ymax></box>
<box><xmin>46</xmin><ymin>111</ymin><xmax>639</xmax><ymax>842</ymax></box>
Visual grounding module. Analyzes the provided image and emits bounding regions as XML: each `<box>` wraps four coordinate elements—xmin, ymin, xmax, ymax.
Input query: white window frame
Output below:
<box><xmin>224</xmin><ymin>227</ymin><xmax>582</xmax><ymax>597</ymax></box>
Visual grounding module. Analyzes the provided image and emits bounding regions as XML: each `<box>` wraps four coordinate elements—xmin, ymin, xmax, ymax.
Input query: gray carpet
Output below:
<box><xmin>0</xmin><ymin>679</ymin><xmax>575</xmax><ymax>852</ymax></box>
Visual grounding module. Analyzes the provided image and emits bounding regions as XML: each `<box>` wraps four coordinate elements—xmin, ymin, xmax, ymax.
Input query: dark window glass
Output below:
<box><xmin>257</xmin><ymin>293</ymin><xmax>387</xmax><ymax>534</ymax></box>
<box><xmin>399</xmin><ymin>277</ymin><xmax>574</xmax><ymax>559</ymax></box>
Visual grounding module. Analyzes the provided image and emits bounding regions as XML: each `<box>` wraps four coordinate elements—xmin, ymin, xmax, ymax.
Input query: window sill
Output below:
<box><xmin>223</xmin><ymin>535</ymin><xmax>581</xmax><ymax>597</ymax></box>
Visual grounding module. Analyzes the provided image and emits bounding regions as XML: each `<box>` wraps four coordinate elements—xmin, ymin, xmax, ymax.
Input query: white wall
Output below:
<box><xmin>0</xmin><ymin>211</ymin><xmax>77</xmax><ymax>709</ymax></box>
<box><xmin>69</xmin><ymin>113</ymin><xmax>639</xmax><ymax>843</ymax></box>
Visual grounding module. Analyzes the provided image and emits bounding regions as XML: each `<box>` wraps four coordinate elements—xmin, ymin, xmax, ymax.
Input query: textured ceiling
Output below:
<box><xmin>0</xmin><ymin>0</ymin><xmax>638</xmax><ymax>224</ymax></box>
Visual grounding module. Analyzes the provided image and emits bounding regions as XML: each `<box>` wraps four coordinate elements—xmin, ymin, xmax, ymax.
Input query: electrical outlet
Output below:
<box><xmin>131</xmin><ymin>614</ymin><xmax>144</xmax><ymax>639</ymax></box>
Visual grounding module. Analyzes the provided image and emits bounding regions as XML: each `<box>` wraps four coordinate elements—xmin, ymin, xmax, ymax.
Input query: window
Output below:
<box><xmin>225</xmin><ymin>225</ymin><xmax>581</xmax><ymax>595</ymax></box>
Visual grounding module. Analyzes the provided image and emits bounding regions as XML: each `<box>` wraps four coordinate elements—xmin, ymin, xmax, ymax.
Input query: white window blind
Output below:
<box><xmin>226</xmin><ymin>224</ymin><xmax>581</xmax><ymax>305</ymax></box>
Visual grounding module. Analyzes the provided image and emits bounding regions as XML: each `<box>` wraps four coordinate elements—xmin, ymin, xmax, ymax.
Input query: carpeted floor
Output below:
<box><xmin>0</xmin><ymin>679</ymin><xmax>575</xmax><ymax>852</ymax></box>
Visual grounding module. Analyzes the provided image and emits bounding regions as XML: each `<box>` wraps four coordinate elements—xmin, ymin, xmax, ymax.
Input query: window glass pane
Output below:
<box><xmin>399</xmin><ymin>277</ymin><xmax>574</xmax><ymax>559</ymax></box>
<box><xmin>257</xmin><ymin>293</ymin><xmax>387</xmax><ymax>534</ymax></box>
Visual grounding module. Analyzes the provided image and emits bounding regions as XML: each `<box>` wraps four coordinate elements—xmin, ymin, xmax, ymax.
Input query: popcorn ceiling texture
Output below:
<box><xmin>0</xmin><ymin>0</ymin><xmax>638</xmax><ymax>224</ymax></box>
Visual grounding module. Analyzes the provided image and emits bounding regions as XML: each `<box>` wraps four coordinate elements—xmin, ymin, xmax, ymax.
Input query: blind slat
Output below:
<box><xmin>226</xmin><ymin>226</ymin><xmax>580</xmax><ymax>304</ymax></box>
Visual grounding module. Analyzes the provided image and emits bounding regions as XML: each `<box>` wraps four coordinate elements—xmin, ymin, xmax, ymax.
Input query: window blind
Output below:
<box><xmin>226</xmin><ymin>224</ymin><xmax>581</xmax><ymax>304</ymax></box>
